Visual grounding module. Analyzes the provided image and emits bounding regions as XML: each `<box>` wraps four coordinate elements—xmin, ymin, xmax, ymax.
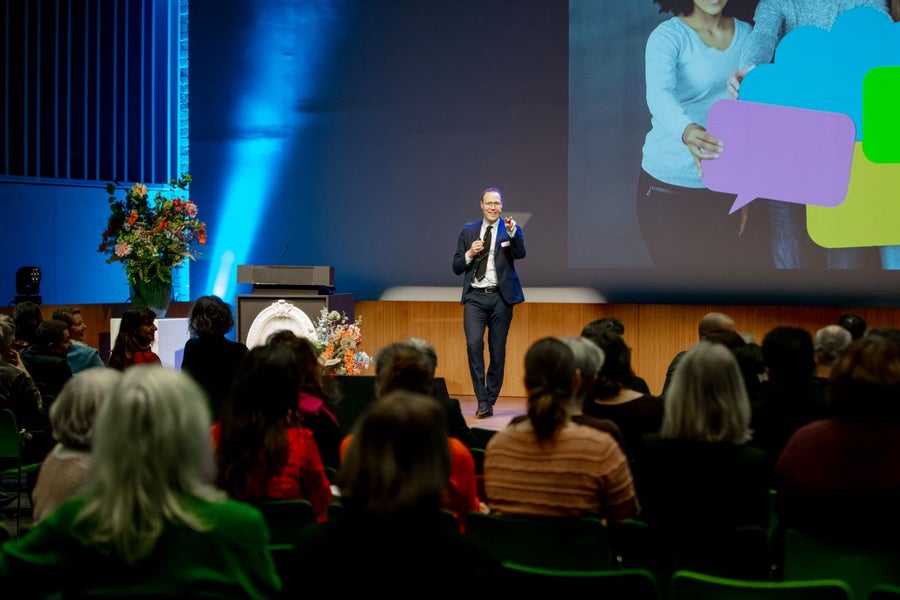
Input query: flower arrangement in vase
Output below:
<box><xmin>98</xmin><ymin>174</ymin><xmax>206</xmax><ymax>315</ymax></box>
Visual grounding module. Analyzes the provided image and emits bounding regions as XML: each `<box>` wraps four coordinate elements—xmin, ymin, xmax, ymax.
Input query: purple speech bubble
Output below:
<box><xmin>702</xmin><ymin>100</ymin><xmax>856</xmax><ymax>214</ymax></box>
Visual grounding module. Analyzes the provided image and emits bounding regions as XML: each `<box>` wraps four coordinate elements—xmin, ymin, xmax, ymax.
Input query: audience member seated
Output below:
<box><xmin>214</xmin><ymin>344</ymin><xmax>331</xmax><ymax>521</ymax></box>
<box><xmin>775</xmin><ymin>334</ymin><xmax>900</xmax><ymax>543</ymax></box>
<box><xmin>634</xmin><ymin>341</ymin><xmax>771</xmax><ymax>531</ymax></box>
<box><xmin>837</xmin><ymin>311</ymin><xmax>867</xmax><ymax>340</ymax></box>
<box><xmin>266</xmin><ymin>330</ymin><xmax>342</xmax><ymax>471</ymax></box>
<box><xmin>180</xmin><ymin>295</ymin><xmax>248</xmax><ymax>420</ymax></box>
<box><xmin>0</xmin><ymin>365</ymin><xmax>280</xmax><ymax>597</ymax></box>
<box><xmin>865</xmin><ymin>326</ymin><xmax>900</xmax><ymax>346</ymax></box>
<box><xmin>51</xmin><ymin>306</ymin><xmax>104</xmax><ymax>374</ymax></box>
<box><xmin>508</xmin><ymin>335</ymin><xmax>625</xmax><ymax>447</ymax></box>
<box><xmin>581</xmin><ymin>316</ymin><xmax>652</xmax><ymax>394</ymax></box>
<box><xmin>0</xmin><ymin>314</ymin><xmax>50</xmax><ymax>464</ymax></box>
<box><xmin>633</xmin><ymin>341</ymin><xmax>771</xmax><ymax>579</ymax></box>
<box><xmin>484</xmin><ymin>337</ymin><xmax>639</xmax><ymax>521</ymax></box>
<box><xmin>403</xmin><ymin>336</ymin><xmax>475</xmax><ymax>448</ymax></box>
<box><xmin>19</xmin><ymin>319</ymin><xmax>73</xmax><ymax>412</ymax></box>
<box><xmin>107</xmin><ymin>307</ymin><xmax>161</xmax><ymax>370</ymax></box>
<box><xmin>731</xmin><ymin>342</ymin><xmax>767</xmax><ymax>404</ymax></box>
<box><xmin>813</xmin><ymin>324</ymin><xmax>852</xmax><ymax>383</ymax></box>
<box><xmin>32</xmin><ymin>368</ymin><xmax>121</xmax><ymax>523</ymax></box>
<box><xmin>11</xmin><ymin>300</ymin><xmax>43</xmax><ymax>353</ymax></box>
<box><xmin>581</xmin><ymin>330</ymin><xmax>664</xmax><ymax>456</ymax></box>
<box><xmin>296</xmin><ymin>390</ymin><xmax>501</xmax><ymax>596</ymax></box>
<box><xmin>750</xmin><ymin>326</ymin><xmax>828</xmax><ymax>468</ymax></box>
<box><xmin>339</xmin><ymin>341</ymin><xmax>481</xmax><ymax>529</ymax></box>
<box><xmin>557</xmin><ymin>336</ymin><xmax>624</xmax><ymax>447</ymax></box>
<box><xmin>661</xmin><ymin>312</ymin><xmax>737</xmax><ymax>398</ymax></box>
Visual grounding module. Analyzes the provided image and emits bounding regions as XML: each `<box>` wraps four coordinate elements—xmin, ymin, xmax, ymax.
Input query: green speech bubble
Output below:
<box><xmin>862</xmin><ymin>66</ymin><xmax>900</xmax><ymax>164</ymax></box>
<box><xmin>809</xmin><ymin>143</ymin><xmax>900</xmax><ymax>248</ymax></box>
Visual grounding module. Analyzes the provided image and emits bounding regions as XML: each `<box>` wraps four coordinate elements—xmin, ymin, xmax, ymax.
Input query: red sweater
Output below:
<box><xmin>212</xmin><ymin>423</ymin><xmax>332</xmax><ymax>522</ymax></box>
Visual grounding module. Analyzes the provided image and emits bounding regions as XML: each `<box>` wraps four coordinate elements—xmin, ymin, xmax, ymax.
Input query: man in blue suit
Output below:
<box><xmin>452</xmin><ymin>187</ymin><xmax>526</xmax><ymax>418</ymax></box>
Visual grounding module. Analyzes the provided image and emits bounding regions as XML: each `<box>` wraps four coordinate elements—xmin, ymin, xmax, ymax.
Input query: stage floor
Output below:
<box><xmin>459</xmin><ymin>395</ymin><xmax>521</xmax><ymax>431</ymax></box>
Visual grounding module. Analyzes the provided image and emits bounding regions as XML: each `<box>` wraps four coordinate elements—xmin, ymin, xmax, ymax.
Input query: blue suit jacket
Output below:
<box><xmin>452</xmin><ymin>219</ymin><xmax>526</xmax><ymax>305</ymax></box>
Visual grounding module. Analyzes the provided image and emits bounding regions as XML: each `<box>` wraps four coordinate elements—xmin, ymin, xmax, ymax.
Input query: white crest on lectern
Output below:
<box><xmin>245</xmin><ymin>299</ymin><xmax>317</xmax><ymax>348</ymax></box>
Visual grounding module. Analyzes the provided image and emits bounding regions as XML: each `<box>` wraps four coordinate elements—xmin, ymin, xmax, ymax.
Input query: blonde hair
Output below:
<box><xmin>76</xmin><ymin>365</ymin><xmax>224</xmax><ymax>563</ymax></box>
<box><xmin>662</xmin><ymin>341</ymin><xmax>751</xmax><ymax>444</ymax></box>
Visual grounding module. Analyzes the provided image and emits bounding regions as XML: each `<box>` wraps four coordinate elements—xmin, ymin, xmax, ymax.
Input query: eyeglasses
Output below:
<box><xmin>482</xmin><ymin>202</ymin><xmax>502</xmax><ymax>208</ymax></box>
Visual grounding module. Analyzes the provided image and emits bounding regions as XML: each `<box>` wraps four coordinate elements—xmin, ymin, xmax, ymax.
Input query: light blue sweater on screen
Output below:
<box><xmin>641</xmin><ymin>17</ymin><xmax>750</xmax><ymax>188</ymax></box>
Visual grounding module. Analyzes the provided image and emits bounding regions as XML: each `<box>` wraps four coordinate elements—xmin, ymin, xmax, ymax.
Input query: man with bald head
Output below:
<box><xmin>661</xmin><ymin>312</ymin><xmax>737</xmax><ymax>398</ymax></box>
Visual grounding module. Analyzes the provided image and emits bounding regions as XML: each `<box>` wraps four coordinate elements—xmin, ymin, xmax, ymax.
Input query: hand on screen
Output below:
<box><xmin>682</xmin><ymin>123</ymin><xmax>723</xmax><ymax>175</ymax></box>
<box><xmin>727</xmin><ymin>65</ymin><xmax>754</xmax><ymax>99</ymax></box>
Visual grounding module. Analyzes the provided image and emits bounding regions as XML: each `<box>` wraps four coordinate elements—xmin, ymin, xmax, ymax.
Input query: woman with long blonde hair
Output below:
<box><xmin>0</xmin><ymin>365</ymin><xmax>280</xmax><ymax>598</ymax></box>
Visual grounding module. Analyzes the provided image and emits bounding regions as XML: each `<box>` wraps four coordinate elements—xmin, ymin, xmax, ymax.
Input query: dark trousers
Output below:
<box><xmin>463</xmin><ymin>289</ymin><xmax>513</xmax><ymax>410</ymax></box>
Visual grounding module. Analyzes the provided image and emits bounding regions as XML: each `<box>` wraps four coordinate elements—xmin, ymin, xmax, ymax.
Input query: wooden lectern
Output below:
<box><xmin>236</xmin><ymin>265</ymin><xmax>354</xmax><ymax>347</ymax></box>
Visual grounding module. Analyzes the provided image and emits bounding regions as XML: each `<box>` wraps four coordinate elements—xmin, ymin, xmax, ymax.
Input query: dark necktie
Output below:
<box><xmin>475</xmin><ymin>225</ymin><xmax>492</xmax><ymax>281</ymax></box>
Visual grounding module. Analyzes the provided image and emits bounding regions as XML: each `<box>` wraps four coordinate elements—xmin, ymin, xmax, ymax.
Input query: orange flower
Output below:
<box><xmin>127</xmin><ymin>210</ymin><xmax>138</xmax><ymax>226</ymax></box>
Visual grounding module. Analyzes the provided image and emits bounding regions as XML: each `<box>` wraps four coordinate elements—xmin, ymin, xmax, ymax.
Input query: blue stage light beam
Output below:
<box><xmin>201</xmin><ymin>1</ymin><xmax>338</xmax><ymax>300</ymax></box>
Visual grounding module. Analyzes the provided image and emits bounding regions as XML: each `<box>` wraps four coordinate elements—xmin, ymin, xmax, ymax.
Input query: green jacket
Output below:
<box><xmin>0</xmin><ymin>494</ymin><xmax>281</xmax><ymax>598</ymax></box>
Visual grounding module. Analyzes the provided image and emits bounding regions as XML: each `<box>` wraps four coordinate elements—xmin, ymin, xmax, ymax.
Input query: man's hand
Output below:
<box><xmin>727</xmin><ymin>65</ymin><xmax>754</xmax><ymax>99</ymax></box>
<box><xmin>468</xmin><ymin>239</ymin><xmax>485</xmax><ymax>259</ymax></box>
<box><xmin>504</xmin><ymin>216</ymin><xmax>516</xmax><ymax>232</ymax></box>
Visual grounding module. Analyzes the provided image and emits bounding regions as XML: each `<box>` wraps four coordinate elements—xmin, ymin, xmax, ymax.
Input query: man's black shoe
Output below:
<box><xmin>475</xmin><ymin>407</ymin><xmax>493</xmax><ymax>419</ymax></box>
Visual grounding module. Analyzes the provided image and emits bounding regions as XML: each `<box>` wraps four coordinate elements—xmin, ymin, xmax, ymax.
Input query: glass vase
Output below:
<box><xmin>129</xmin><ymin>278</ymin><xmax>173</xmax><ymax>318</ymax></box>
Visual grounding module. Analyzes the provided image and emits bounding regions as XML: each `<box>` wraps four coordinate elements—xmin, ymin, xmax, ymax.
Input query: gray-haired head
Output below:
<box><xmin>814</xmin><ymin>325</ymin><xmax>853</xmax><ymax>366</ymax></box>
<box><xmin>50</xmin><ymin>367</ymin><xmax>122</xmax><ymax>449</ymax></box>
<box><xmin>561</xmin><ymin>336</ymin><xmax>605</xmax><ymax>401</ymax></box>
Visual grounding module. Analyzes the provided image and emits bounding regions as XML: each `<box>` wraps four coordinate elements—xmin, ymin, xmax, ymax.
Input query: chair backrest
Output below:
<box><xmin>671</xmin><ymin>569</ymin><xmax>852</xmax><ymax>600</ymax></box>
<box><xmin>783</xmin><ymin>528</ymin><xmax>900</xmax><ymax>600</ymax></box>
<box><xmin>610</xmin><ymin>519</ymin><xmax>772</xmax><ymax>582</ymax></box>
<box><xmin>333</xmin><ymin>375</ymin><xmax>377</xmax><ymax>436</ymax></box>
<box><xmin>501</xmin><ymin>562</ymin><xmax>661</xmax><ymax>599</ymax></box>
<box><xmin>266</xmin><ymin>544</ymin><xmax>301</xmax><ymax>598</ymax></box>
<box><xmin>0</xmin><ymin>409</ymin><xmax>21</xmax><ymax>461</ymax></box>
<box><xmin>254</xmin><ymin>499</ymin><xmax>318</xmax><ymax>546</ymax></box>
<box><xmin>469</xmin><ymin>447</ymin><xmax>485</xmax><ymax>475</ymax></box>
<box><xmin>465</xmin><ymin>512</ymin><xmax>612</xmax><ymax>570</ymax></box>
<box><xmin>870</xmin><ymin>584</ymin><xmax>900</xmax><ymax>600</ymax></box>
<box><xmin>469</xmin><ymin>427</ymin><xmax>497</xmax><ymax>449</ymax></box>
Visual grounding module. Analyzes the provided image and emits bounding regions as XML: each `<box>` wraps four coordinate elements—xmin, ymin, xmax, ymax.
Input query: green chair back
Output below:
<box><xmin>469</xmin><ymin>427</ymin><xmax>497</xmax><ymax>449</ymax></box>
<box><xmin>469</xmin><ymin>447</ymin><xmax>485</xmax><ymax>475</ymax></box>
<box><xmin>870</xmin><ymin>584</ymin><xmax>900</xmax><ymax>600</ymax></box>
<box><xmin>465</xmin><ymin>512</ymin><xmax>612</xmax><ymax>570</ymax></box>
<box><xmin>783</xmin><ymin>528</ymin><xmax>900</xmax><ymax>600</ymax></box>
<box><xmin>0</xmin><ymin>408</ymin><xmax>43</xmax><ymax>540</ymax></box>
<box><xmin>502</xmin><ymin>562</ymin><xmax>660</xmax><ymax>599</ymax></box>
<box><xmin>609</xmin><ymin>519</ymin><xmax>772</xmax><ymax>582</ymax></box>
<box><xmin>254</xmin><ymin>499</ymin><xmax>318</xmax><ymax>546</ymax></box>
<box><xmin>671</xmin><ymin>569</ymin><xmax>852</xmax><ymax>600</ymax></box>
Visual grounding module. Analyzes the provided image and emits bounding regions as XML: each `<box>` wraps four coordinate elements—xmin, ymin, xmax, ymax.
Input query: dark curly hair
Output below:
<box><xmin>188</xmin><ymin>295</ymin><xmax>235</xmax><ymax>337</ymax></box>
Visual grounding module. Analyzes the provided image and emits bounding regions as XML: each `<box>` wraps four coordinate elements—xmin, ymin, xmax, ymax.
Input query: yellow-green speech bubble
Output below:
<box><xmin>808</xmin><ymin>142</ymin><xmax>900</xmax><ymax>248</ymax></box>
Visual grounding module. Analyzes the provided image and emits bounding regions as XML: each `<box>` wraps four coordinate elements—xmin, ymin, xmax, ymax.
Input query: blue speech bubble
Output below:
<box><xmin>741</xmin><ymin>7</ymin><xmax>900</xmax><ymax>141</ymax></box>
